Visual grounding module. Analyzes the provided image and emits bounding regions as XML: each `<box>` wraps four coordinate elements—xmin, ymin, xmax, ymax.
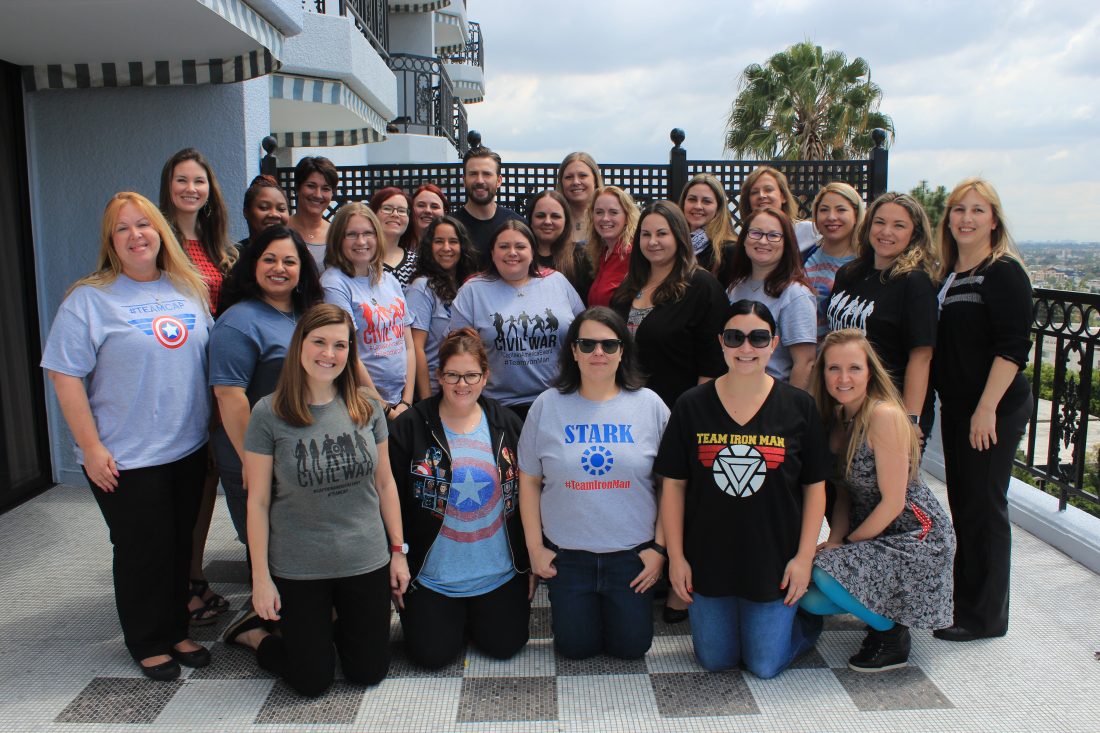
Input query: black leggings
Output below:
<box><xmin>398</xmin><ymin>572</ymin><xmax>530</xmax><ymax>669</ymax></box>
<box><xmin>258</xmin><ymin>565</ymin><xmax>392</xmax><ymax>697</ymax></box>
<box><xmin>87</xmin><ymin>445</ymin><xmax>206</xmax><ymax>661</ymax></box>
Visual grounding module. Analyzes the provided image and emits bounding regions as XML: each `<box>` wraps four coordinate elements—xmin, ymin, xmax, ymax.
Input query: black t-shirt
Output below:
<box><xmin>933</xmin><ymin>256</ymin><xmax>1032</xmax><ymax>413</ymax></box>
<box><xmin>655</xmin><ymin>379</ymin><xmax>829</xmax><ymax>601</ymax></box>
<box><xmin>454</xmin><ymin>205</ymin><xmax>524</xmax><ymax>266</ymax></box>
<box><xmin>827</xmin><ymin>263</ymin><xmax>937</xmax><ymax>416</ymax></box>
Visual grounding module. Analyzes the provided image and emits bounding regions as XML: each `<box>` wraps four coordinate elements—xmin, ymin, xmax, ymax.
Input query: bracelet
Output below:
<box><xmin>399</xmin><ymin>400</ymin><xmax>411</xmax><ymax>408</ymax></box>
<box><xmin>908</xmin><ymin>414</ymin><xmax>919</xmax><ymax>425</ymax></box>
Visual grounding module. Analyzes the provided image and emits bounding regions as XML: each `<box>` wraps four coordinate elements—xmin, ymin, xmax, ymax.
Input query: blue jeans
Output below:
<box><xmin>545</xmin><ymin>547</ymin><xmax>654</xmax><ymax>659</ymax></box>
<box><xmin>688</xmin><ymin>592</ymin><xmax>822</xmax><ymax>678</ymax></box>
<box><xmin>211</xmin><ymin>427</ymin><xmax>246</xmax><ymax>544</ymax></box>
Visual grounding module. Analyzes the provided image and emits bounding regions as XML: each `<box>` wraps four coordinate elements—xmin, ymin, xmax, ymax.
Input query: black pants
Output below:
<box><xmin>398</xmin><ymin>572</ymin><xmax>530</xmax><ymax>669</ymax></box>
<box><xmin>87</xmin><ymin>445</ymin><xmax>207</xmax><ymax>661</ymax></box>
<box><xmin>258</xmin><ymin>565</ymin><xmax>392</xmax><ymax>697</ymax></box>
<box><xmin>940</xmin><ymin>397</ymin><xmax>1031</xmax><ymax>635</ymax></box>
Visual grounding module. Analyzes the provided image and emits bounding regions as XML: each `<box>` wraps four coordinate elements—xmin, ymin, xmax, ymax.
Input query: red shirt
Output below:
<box><xmin>587</xmin><ymin>240</ymin><xmax>631</xmax><ymax>307</ymax></box>
<box><xmin>181</xmin><ymin>239</ymin><xmax>224</xmax><ymax>314</ymax></box>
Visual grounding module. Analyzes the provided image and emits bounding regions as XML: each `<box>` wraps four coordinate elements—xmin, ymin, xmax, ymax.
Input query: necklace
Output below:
<box><xmin>747</xmin><ymin>279</ymin><xmax>764</xmax><ymax>293</ymax></box>
<box><xmin>134</xmin><ymin>273</ymin><xmax>167</xmax><ymax>303</ymax></box>
<box><xmin>266</xmin><ymin>300</ymin><xmax>296</xmax><ymax>325</ymax></box>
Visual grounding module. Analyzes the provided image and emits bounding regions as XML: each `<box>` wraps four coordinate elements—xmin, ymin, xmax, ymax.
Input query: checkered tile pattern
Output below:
<box><xmin>2</xmin><ymin>478</ymin><xmax>1099</xmax><ymax>732</ymax></box>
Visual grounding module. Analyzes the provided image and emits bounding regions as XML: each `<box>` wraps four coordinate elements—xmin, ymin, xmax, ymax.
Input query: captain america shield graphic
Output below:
<box><xmin>152</xmin><ymin>316</ymin><xmax>189</xmax><ymax>349</ymax></box>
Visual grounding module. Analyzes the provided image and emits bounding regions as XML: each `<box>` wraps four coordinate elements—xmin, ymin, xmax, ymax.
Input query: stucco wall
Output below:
<box><xmin>25</xmin><ymin>78</ymin><xmax>270</xmax><ymax>484</ymax></box>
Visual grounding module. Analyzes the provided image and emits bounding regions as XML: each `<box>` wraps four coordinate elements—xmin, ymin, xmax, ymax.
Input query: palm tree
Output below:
<box><xmin>725</xmin><ymin>41</ymin><xmax>895</xmax><ymax>160</ymax></box>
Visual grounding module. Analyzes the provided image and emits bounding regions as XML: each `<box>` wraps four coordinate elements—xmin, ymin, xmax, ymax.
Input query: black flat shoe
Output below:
<box><xmin>139</xmin><ymin>658</ymin><xmax>181</xmax><ymax>681</ymax></box>
<box><xmin>662</xmin><ymin>606</ymin><xmax>689</xmax><ymax>624</ymax></box>
<box><xmin>170</xmin><ymin>644</ymin><xmax>211</xmax><ymax>668</ymax></box>
<box><xmin>932</xmin><ymin>625</ymin><xmax>1005</xmax><ymax>642</ymax></box>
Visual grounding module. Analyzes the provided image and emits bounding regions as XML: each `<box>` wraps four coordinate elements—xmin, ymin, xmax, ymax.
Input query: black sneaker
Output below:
<box><xmin>848</xmin><ymin>625</ymin><xmax>910</xmax><ymax>673</ymax></box>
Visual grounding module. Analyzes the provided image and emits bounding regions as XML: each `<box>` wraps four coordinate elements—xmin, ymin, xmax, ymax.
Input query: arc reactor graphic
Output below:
<box><xmin>711</xmin><ymin>444</ymin><xmax>767</xmax><ymax>498</ymax></box>
<box><xmin>580</xmin><ymin>445</ymin><xmax>614</xmax><ymax>476</ymax></box>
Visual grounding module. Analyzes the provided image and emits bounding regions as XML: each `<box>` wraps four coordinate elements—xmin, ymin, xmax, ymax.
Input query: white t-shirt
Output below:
<box><xmin>322</xmin><ymin>267</ymin><xmax>413</xmax><ymax>404</ymax></box>
<box><xmin>518</xmin><ymin>387</ymin><xmax>670</xmax><ymax>553</ymax></box>
<box><xmin>41</xmin><ymin>274</ymin><xmax>212</xmax><ymax>469</ymax></box>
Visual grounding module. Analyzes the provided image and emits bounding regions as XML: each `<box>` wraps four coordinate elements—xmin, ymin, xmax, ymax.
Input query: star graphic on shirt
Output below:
<box><xmin>160</xmin><ymin>322</ymin><xmax>180</xmax><ymax>339</ymax></box>
<box><xmin>450</xmin><ymin>468</ymin><xmax>488</xmax><ymax>506</ymax></box>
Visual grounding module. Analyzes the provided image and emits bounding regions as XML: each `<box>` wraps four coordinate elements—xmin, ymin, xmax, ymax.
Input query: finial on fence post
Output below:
<box><xmin>467</xmin><ymin>130</ymin><xmax>482</xmax><ymax>150</ymax></box>
<box><xmin>669</xmin><ymin>128</ymin><xmax>687</xmax><ymax>202</ymax></box>
<box><xmin>869</xmin><ymin>128</ymin><xmax>888</xmax><ymax>201</ymax></box>
<box><xmin>260</xmin><ymin>135</ymin><xmax>278</xmax><ymax>177</ymax></box>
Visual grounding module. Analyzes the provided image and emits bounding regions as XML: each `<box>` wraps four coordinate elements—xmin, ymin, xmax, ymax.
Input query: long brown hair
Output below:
<box><xmin>158</xmin><ymin>148</ymin><xmax>237</xmax><ymax>273</ymax></box>
<box><xmin>678</xmin><ymin>173</ymin><xmax>736</xmax><ymax>273</ymax></box>
<box><xmin>272</xmin><ymin>304</ymin><xmax>376</xmax><ymax>427</ymax></box>
<box><xmin>325</xmin><ymin>203</ymin><xmax>386</xmax><ymax>283</ymax></box>
<box><xmin>613</xmin><ymin>200</ymin><xmax>696</xmax><ymax>307</ymax></box>
<box><xmin>737</xmin><ymin>166</ymin><xmax>801</xmax><ymax>223</ymax></box>
<box><xmin>852</xmin><ymin>192</ymin><xmax>936</xmax><ymax>282</ymax></box>
<box><xmin>526</xmin><ymin>190</ymin><xmax>578</xmax><ymax>280</ymax></box>
<box><xmin>810</xmin><ymin>329</ymin><xmax>920</xmax><ymax>481</ymax></box>
<box><xmin>719</xmin><ymin>207</ymin><xmax>808</xmax><ymax>297</ymax></box>
<box><xmin>71</xmin><ymin>192</ymin><xmax>209</xmax><ymax>306</ymax></box>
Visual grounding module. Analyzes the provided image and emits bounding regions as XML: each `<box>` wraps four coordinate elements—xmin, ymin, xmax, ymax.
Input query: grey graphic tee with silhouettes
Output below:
<box><xmin>245</xmin><ymin>393</ymin><xmax>390</xmax><ymax>580</ymax></box>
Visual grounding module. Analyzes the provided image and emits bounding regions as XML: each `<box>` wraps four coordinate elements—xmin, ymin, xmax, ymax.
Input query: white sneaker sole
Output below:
<box><xmin>847</xmin><ymin>659</ymin><xmax>909</xmax><ymax>673</ymax></box>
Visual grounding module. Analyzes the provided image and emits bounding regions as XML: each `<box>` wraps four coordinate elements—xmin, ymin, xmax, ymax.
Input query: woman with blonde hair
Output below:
<box><xmin>556</xmin><ymin>151</ymin><xmax>603</xmax><ymax>246</ymax></box>
<box><xmin>677</xmin><ymin>173</ymin><xmax>736</xmax><ymax>274</ymax></box>
<box><xmin>804</xmin><ymin>182</ymin><xmax>865</xmax><ymax>338</ymax></box>
<box><xmin>931</xmin><ymin>178</ymin><xmax>1032</xmax><ymax>642</ymax></box>
<box><xmin>802</xmin><ymin>329</ymin><xmax>955</xmax><ymax>672</ymax></box>
<box><xmin>586</xmin><ymin>185</ymin><xmax>640</xmax><ymax>307</ymax></box>
<box><xmin>827</xmin><ymin>192</ymin><xmax>937</xmax><ymax>440</ymax></box>
<box><xmin>322</xmin><ymin>203</ymin><xmax>415</xmax><ymax>419</ymax></box>
<box><xmin>737</xmin><ymin>166</ymin><xmax>818</xmax><ymax>253</ymax></box>
<box><xmin>42</xmin><ymin>192</ymin><xmax>213</xmax><ymax>680</ymax></box>
<box><xmin>224</xmin><ymin>304</ymin><xmax>408</xmax><ymax>697</ymax></box>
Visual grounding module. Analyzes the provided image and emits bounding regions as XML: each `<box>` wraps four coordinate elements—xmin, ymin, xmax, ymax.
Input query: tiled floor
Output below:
<box><xmin>2</xmin><ymin>476</ymin><xmax>1099</xmax><ymax>732</ymax></box>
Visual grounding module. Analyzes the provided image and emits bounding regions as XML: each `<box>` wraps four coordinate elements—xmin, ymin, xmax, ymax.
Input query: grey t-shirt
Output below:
<box><xmin>517</xmin><ymin>387</ymin><xmax>670</xmax><ymax>553</ymax></box>
<box><xmin>40</xmin><ymin>274</ymin><xmax>212</xmax><ymax>469</ymax></box>
<box><xmin>727</xmin><ymin>280</ymin><xmax>816</xmax><ymax>381</ymax></box>
<box><xmin>245</xmin><ymin>393</ymin><xmax>390</xmax><ymax>580</ymax></box>
<box><xmin>208</xmin><ymin>298</ymin><xmax>296</xmax><ymax>404</ymax></box>
<box><xmin>406</xmin><ymin>276</ymin><xmax>452</xmax><ymax>396</ymax></box>
<box><xmin>451</xmin><ymin>271</ymin><xmax>585</xmax><ymax>406</ymax></box>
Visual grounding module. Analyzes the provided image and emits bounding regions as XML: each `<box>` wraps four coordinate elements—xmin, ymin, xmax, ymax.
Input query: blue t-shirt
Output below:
<box><xmin>405</xmin><ymin>276</ymin><xmax>452</xmax><ymax>396</ymax></box>
<box><xmin>803</xmin><ymin>249</ymin><xmax>856</xmax><ymax>340</ymax></box>
<box><xmin>451</xmin><ymin>271</ymin><xmax>585</xmax><ymax>406</ymax></box>
<box><xmin>208</xmin><ymin>298</ymin><xmax>297</xmax><ymax>404</ymax></box>
<box><xmin>41</xmin><ymin>274</ymin><xmax>212</xmax><ymax>469</ymax></box>
<box><xmin>417</xmin><ymin>413</ymin><xmax>514</xmax><ymax>596</ymax></box>
<box><xmin>322</xmin><ymin>267</ymin><xmax>413</xmax><ymax>404</ymax></box>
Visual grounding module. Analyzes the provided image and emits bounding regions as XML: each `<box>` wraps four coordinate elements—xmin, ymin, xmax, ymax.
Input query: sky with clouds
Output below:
<box><xmin>464</xmin><ymin>0</ymin><xmax>1100</xmax><ymax>241</ymax></box>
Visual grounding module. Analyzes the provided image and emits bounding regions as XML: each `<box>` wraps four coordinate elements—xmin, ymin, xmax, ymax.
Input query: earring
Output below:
<box><xmin>202</xmin><ymin>200</ymin><xmax>211</xmax><ymax>217</ymax></box>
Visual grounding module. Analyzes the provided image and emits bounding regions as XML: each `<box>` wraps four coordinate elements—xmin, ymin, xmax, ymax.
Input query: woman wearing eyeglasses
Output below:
<box><xmin>657</xmin><ymin>299</ymin><xmax>828</xmax><ymax>678</ymax></box>
<box><xmin>519</xmin><ymin>307</ymin><xmax>670</xmax><ymax>660</ymax></box>
<box><xmin>322</xmin><ymin>203</ymin><xmax>415</xmax><ymax>420</ymax></box>
<box><xmin>719</xmin><ymin>208</ymin><xmax>817</xmax><ymax>390</ymax></box>
<box><xmin>388</xmin><ymin>328</ymin><xmax>531</xmax><ymax>668</ymax></box>
<box><xmin>369</xmin><ymin>187</ymin><xmax>419</xmax><ymax>289</ymax></box>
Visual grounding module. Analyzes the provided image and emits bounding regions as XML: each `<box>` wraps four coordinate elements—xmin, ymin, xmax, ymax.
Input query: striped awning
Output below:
<box><xmin>453</xmin><ymin>80</ymin><xmax>483</xmax><ymax>104</ymax></box>
<box><xmin>388</xmin><ymin>0</ymin><xmax>450</xmax><ymax>13</ymax></box>
<box><xmin>21</xmin><ymin>0</ymin><xmax>282</xmax><ymax>91</ymax></box>
<box><xmin>269</xmin><ymin>74</ymin><xmax>388</xmax><ymax>147</ymax></box>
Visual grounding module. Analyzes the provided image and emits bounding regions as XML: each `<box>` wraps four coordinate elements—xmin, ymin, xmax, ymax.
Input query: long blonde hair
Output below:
<box><xmin>272</xmin><ymin>304</ymin><xmax>377</xmax><ymax>427</ymax></box>
<box><xmin>70</xmin><ymin>192</ymin><xmax>209</xmax><ymax>307</ymax></box>
<box><xmin>679</xmin><ymin>173</ymin><xmax>736</xmax><ymax>273</ymax></box>
<box><xmin>936</xmin><ymin>177</ymin><xmax>1023</xmax><ymax>279</ymax></box>
<box><xmin>810</xmin><ymin>329</ymin><xmax>921</xmax><ymax>481</ymax></box>
<box><xmin>585</xmin><ymin>186</ymin><xmax>640</xmax><ymax>266</ymax></box>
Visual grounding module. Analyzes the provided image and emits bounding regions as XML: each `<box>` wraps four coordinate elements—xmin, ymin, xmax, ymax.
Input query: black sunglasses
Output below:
<box><xmin>721</xmin><ymin>328</ymin><xmax>772</xmax><ymax>348</ymax></box>
<box><xmin>574</xmin><ymin>338</ymin><xmax>623</xmax><ymax>354</ymax></box>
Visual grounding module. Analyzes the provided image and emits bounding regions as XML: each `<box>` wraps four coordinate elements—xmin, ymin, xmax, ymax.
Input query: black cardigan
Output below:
<box><xmin>613</xmin><ymin>268</ymin><xmax>728</xmax><ymax>408</ymax></box>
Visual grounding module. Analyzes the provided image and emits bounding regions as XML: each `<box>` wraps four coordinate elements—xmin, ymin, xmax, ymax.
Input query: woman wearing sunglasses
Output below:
<box><xmin>719</xmin><ymin>208</ymin><xmax>817</xmax><ymax>390</ymax></box>
<box><xmin>519</xmin><ymin>307</ymin><xmax>669</xmax><ymax>660</ymax></box>
<box><xmin>657</xmin><ymin>299</ymin><xmax>829</xmax><ymax>678</ymax></box>
<box><xmin>388</xmin><ymin>328</ymin><xmax>531</xmax><ymax>669</ymax></box>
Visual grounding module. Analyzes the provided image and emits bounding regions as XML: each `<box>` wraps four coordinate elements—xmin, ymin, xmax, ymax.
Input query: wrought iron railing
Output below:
<box><xmin>387</xmin><ymin>54</ymin><xmax>466</xmax><ymax>154</ymax></box>
<box><xmin>1018</xmin><ymin>288</ymin><xmax>1100</xmax><ymax>515</ymax></box>
<box><xmin>445</xmin><ymin>21</ymin><xmax>483</xmax><ymax>69</ymax></box>
<box><xmin>268</xmin><ymin>128</ymin><xmax>889</xmax><ymax>220</ymax></box>
<box><xmin>312</xmin><ymin>0</ymin><xmax>388</xmax><ymax>58</ymax></box>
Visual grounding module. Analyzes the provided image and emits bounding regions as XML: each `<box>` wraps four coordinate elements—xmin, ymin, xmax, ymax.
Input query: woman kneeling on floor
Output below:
<box><xmin>224</xmin><ymin>304</ymin><xmax>410</xmax><ymax>697</ymax></box>
<box><xmin>388</xmin><ymin>327</ymin><xmax>533</xmax><ymax>668</ymax></box>
<box><xmin>802</xmin><ymin>329</ymin><xmax>955</xmax><ymax>672</ymax></box>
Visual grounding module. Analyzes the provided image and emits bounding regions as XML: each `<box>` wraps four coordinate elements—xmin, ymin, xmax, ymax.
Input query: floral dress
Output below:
<box><xmin>814</xmin><ymin>440</ymin><xmax>956</xmax><ymax>629</ymax></box>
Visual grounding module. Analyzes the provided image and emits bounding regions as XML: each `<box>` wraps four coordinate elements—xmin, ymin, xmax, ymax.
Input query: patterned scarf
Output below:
<box><xmin>690</xmin><ymin>228</ymin><xmax>711</xmax><ymax>256</ymax></box>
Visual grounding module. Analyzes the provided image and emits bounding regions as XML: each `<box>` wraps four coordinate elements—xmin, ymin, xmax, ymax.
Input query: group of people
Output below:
<box><xmin>41</xmin><ymin>143</ymin><xmax>1032</xmax><ymax>695</ymax></box>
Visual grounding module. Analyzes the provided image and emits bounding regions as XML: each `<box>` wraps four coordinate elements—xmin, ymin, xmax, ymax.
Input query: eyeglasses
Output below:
<box><xmin>381</xmin><ymin>205</ymin><xmax>409</xmax><ymax>216</ymax></box>
<box><xmin>344</xmin><ymin>230</ymin><xmax>376</xmax><ymax>241</ymax></box>
<box><xmin>721</xmin><ymin>328</ymin><xmax>772</xmax><ymax>348</ymax></box>
<box><xmin>747</xmin><ymin>228</ymin><xmax>783</xmax><ymax>243</ymax></box>
<box><xmin>574</xmin><ymin>338</ymin><xmax>623</xmax><ymax>354</ymax></box>
<box><xmin>441</xmin><ymin>371</ymin><xmax>484</xmax><ymax>385</ymax></box>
